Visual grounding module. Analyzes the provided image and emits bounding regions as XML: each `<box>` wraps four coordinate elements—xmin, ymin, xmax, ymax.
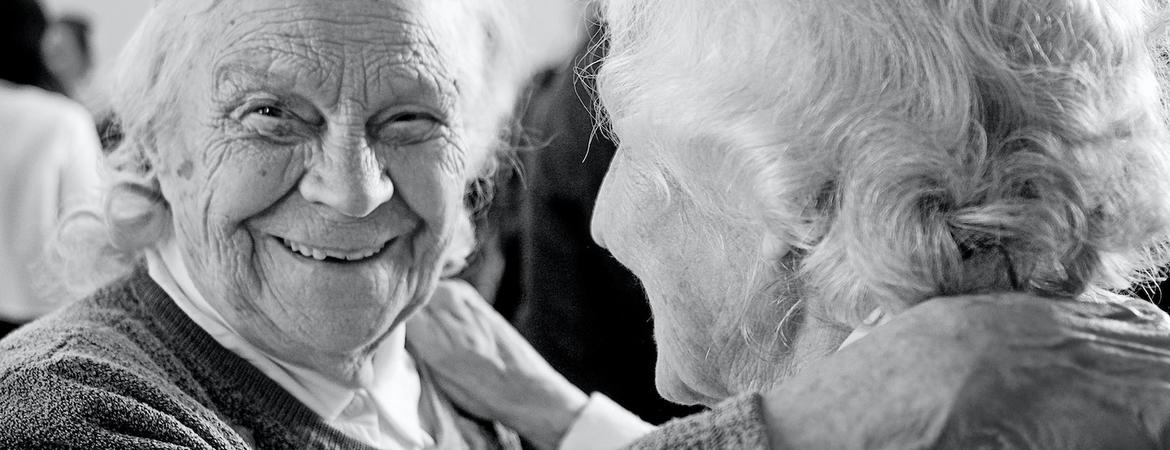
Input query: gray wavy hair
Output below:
<box><xmin>598</xmin><ymin>0</ymin><xmax>1170</xmax><ymax>327</ymax></box>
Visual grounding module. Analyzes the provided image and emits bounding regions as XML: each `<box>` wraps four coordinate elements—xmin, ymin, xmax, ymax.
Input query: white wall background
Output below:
<box><xmin>40</xmin><ymin>0</ymin><xmax>153</xmax><ymax>77</ymax></box>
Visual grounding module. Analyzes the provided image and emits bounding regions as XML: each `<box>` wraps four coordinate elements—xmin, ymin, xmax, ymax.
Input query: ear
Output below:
<box><xmin>105</xmin><ymin>174</ymin><xmax>171</xmax><ymax>252</ymax></box>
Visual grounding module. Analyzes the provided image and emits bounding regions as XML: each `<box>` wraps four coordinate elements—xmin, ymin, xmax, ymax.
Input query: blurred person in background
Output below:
<box><xmin>43</xmin><ymin>14</ymin><xmax>95</xmax><ymax>99</ymax></box>
<box><xmin>410</xmin><ymin>0</ymin><xmax>1170</xmax><ymax>447</ymax></box>
<box><xmin>0</xmin><ymin>0</ymin><xmax>102</xmax><ymax>338</ymax></box>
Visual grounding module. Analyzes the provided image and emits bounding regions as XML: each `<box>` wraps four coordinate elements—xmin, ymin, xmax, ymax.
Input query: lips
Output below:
<box><xmin>277</xmin><ymin>236</ymin><xmax>390</xmax><ymax>262</ymax></box>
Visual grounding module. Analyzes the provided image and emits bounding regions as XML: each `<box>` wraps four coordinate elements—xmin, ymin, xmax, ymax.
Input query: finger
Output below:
<box><xmin>437</xmin><ymin>283</ymin><xmax>512</xmax><ymax>356</ymax></box>
<box><xmin>432</xmin><ymin>308</ymin><xmax>499</xmax><ymax>358</ymax></box>
<box><xmin>406</xmin><ymin>311</ymin><xmax>454</xmax><ymax>360</ymax></box>
<box><xmin>425</xmin><ymin>280</ymin><xmax>462</xmax><ymax>313</ymax></box>
<box><xmin>446</xmin><ymin>284</ymin><xmax>494</xmax><ymax>339</ymax></box>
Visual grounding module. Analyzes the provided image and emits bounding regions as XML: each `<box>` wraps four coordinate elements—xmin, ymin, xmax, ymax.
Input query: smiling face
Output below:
<box><xmin>150</xmin><ymin>0</ymin><xmax>491</xmax><ymax>376</ymax></box>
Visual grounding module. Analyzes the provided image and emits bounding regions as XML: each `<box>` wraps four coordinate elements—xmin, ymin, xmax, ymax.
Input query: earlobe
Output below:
<box><xmin>105</xmin><ymin>176</ymin><xmax>172</xmax><ymax>252</ymax></box>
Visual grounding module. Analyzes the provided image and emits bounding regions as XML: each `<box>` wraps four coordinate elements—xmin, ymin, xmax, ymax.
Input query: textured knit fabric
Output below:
<box><xmin>628</xmin><ymin>294</ymin><xmax>1170</xmax><ymax>449</ymax></box>
<box><xmin>628</xmin><ymin>394</ymin><xmax>768</xmax><ymax>450</ymax></box>
<box><xmin>0</xmin><ymin>267</ymin><xmax>520</xmax><ymax>449</ymax></box>
<box><xmin>146</xmin><ymin>239</ymin><xmax>432</xmax><ymax>448</ymax></box>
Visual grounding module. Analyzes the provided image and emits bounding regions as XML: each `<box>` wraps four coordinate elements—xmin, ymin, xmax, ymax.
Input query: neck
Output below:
<box><xmin>785</xmin><ymin>313</ymin><xmax>851</xmax><ymax>379</ymax></box>
<box><xmin>719</xmin><ymin>301</ymin><xmax>851</xmax><ymax>398</ymax></box>
<box><xmin>263</xmin><ymin>326</ymin><xmax>408</xmax><ymax>387</ymax></box>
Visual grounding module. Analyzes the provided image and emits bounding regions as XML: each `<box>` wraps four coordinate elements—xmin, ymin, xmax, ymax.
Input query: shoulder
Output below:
<box><xmin>878</xmin><ymin>293</ymin><xmax>1170</xmax><ymax>376</ymax></box>
<box><xmin>0</xmin><ymin>84</ymin><xmax>99</xmax><ymax>166</ymax></box>
<box><xmin>771</xmin><ymin>293</ymin><xmax>1170</xmax><ymax>448</ymax></box>
<box><xmin>913</xmin><ymin>294</ymin><xmax>1170</xmax><ymax>448</ymax></box>
<box><xmin>0</xmin><ymin>276</ymin><xmax>236</xmax><ymax>448</ymax></box>
<box><xmin>0</xmin><ymin>83</ymin><xmax>93</xmax><ymax>125</ymax></box>
<box><xmin>0</xmin><ymin>274</ymin><xmax>164</xmax><ymax>375</ymax></box>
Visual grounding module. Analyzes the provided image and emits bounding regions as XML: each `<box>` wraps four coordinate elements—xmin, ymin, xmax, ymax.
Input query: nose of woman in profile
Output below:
<box><xmin>589</xmin><ymin>149</ymin><xmax>630</xmax><ymax>250</ymax></box>
<box><xmin>298</xmin><ymin>132</ymin><xmax>395</xmax><ymax>218</ymax></box>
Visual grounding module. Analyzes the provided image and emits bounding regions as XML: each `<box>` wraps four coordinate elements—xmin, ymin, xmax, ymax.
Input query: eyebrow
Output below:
<box><xmin>212</xmin><ymin>54</ymin><xmax>318</xmax><ymax>95</ymax></box>
<box><xmin>208</xmin><ymin>42</ymin><xmax>461</xmax><ymax>117</ymax></box>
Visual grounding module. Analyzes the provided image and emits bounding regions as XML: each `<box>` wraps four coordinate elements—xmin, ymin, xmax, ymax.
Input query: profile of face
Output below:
<box><xmin>591</xmin><ymin>9</ymin><xmax>810</xmax><ymax>406</ymax></box>
<box><xmin>592</xmin><ymin>126</ymin><xmax>801</xmax><ymax>405</ymax></box>
<box><xmin>150</xmin><ymin>0</ymin><xmax>490</xmax><ymax>374</ymax></box>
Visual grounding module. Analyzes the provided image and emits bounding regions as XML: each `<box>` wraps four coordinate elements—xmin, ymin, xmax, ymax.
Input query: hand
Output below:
<box><xmin>407</xmin><ymin>280</ymin><xmax>589</xmax><ymax>449</ymax></box>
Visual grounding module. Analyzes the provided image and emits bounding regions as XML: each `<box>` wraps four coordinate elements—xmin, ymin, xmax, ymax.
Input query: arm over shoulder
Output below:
<box><xmin>763</xmin><ymin>294</ymin><xmax>1170</xmax><ymax>449</ymax></box>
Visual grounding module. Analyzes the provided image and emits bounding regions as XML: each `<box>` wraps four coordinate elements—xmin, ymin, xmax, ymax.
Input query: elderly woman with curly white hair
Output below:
<box><xmin>408</xmin><ymin>0</ymin><xmax>1170</xmax><ymax>447</ymax></box>
<box><xmin>0</xmin><ymin>0</ymin><xmax>585</xmax><ymax>447</ymax></box>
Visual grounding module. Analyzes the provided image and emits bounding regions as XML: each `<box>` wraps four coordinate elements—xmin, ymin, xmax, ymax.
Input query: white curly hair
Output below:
<box><xmin>597</xmin><ymin>0</ymin><xmax>1170</xmax><ymax>328</ymax></box>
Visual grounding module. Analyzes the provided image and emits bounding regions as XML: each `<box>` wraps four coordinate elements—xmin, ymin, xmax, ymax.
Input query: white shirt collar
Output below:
<box><xmin>838</xmin><ymin>308</ymin><xmax>890</xmax><ymax>351</ymax></box>
<box><xmin>145</xmin><ymin>238</ymin><xmax>433</xmax><ymax>449</ymax></box>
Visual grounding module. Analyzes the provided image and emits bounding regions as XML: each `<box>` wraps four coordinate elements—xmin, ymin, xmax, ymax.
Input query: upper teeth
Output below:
<box><xmin>281</xmin><ymin>238</ymin><xmax>385</xmax><ymax>262</ymax></box>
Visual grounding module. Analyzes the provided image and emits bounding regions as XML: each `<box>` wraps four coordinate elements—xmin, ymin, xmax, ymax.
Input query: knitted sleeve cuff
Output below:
<box><xmin>628</xmin><ymin>393</ymin><xmax>769</xmax><ymax>449</ymax></box>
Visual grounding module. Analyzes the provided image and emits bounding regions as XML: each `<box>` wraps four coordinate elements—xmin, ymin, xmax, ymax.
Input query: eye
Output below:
<box><xmin>253</xmin><ymin>105</ymin><xmax>290</xmax><ymax>118</ymax></box>
<box><xmin>236</xmin><ymin>102</ymin><xmax>310</xmax><ymax>143</ymax></box>
<box><xmin>373</xmin><ymin>111</ymin><xmax>442</xmax><ymax>145</ymax></box>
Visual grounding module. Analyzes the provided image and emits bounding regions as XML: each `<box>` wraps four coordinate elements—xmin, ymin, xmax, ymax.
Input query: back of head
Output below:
<box><xmin>599</xmin><ymin>0</ymin><xmax>1170</xmax><ymax>326</ymax></box>
<box><xmin>0</xmin><ymin>0</ymin><xmax>64</xmax><ymax>93</ymax></box>
<box><xmin>55</xmin><ymin>16</ymin><xmax>92</xmax><ymax>67</ymax></box>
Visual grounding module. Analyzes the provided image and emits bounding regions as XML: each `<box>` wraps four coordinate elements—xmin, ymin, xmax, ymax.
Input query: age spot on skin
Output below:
<box><xmin>177</xmin><ymin>160</ymin><xmax>195</xmax><ymax>180</ymax></box>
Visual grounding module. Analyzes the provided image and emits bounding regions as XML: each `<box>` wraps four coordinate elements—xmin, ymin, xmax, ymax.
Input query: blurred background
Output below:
<box><xmin>40</xmin><ymin>0</ymin><xmax>150</xmax><ymax>101</ymax></box>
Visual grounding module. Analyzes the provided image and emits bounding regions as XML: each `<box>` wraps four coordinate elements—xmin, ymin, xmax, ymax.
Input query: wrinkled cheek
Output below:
<box><xmin>204</xmin><ymin>146</ymin><xmax>301</xmax><ymax>222</ymax></box>
<box><xmin>388</xmin><ymin>151</ymin><xmax>468</xmax><ymax>266</ymax></box>
<box><xmin>388</xmin><ymin>148</ymin><xmax>466</xmax><ymax>220</ymax></box>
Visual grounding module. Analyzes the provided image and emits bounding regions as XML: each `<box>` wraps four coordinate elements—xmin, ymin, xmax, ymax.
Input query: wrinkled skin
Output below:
<box><xmin>151</xmin><ymin>0</ymin><xmax>487</xmax><ymax>383</ymax></box>
<box><xmin>589</xmin><ymin>120</ymin><xmax>855</xmax><ymax>404</ymax></box>
<box><xmin>590</xmin><ymin>133</ymin><xmax>807</xmax><ymax>405</ymax></box>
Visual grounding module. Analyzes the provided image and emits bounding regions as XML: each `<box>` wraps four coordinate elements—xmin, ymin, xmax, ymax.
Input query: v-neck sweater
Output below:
<box><xmin>0</xmin><ymin>267</ymin><xmax>519</xmax><ymax>449</ymax></box>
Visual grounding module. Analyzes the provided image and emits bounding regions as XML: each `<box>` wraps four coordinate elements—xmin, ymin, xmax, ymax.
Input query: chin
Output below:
<box><xmin>241</xmin><ymin>234</ymin><xmax>427</xmax><ymax>354</ymax></box>
<box><xmin>654</xmin><ymin>353</ymin><xmax>727</xmax><ymax>407</ymax></box>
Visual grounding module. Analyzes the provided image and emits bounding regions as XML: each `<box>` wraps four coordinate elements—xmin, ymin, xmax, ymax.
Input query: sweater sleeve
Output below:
<box><xmin>0</xmin><ymin>342</ymin><xmax>247</xmax><ymax>449</ymax></box>
<box><xmin>627</xmin><ymin>394</ymin><xmax>770</xmax><ymax>450</ymax></box>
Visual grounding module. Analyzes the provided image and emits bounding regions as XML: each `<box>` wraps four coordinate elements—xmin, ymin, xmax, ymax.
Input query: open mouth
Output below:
<box><xmin>275</xmin><ymin>236</ymin><xmax>391</xmax><ymax>264</ymax></box>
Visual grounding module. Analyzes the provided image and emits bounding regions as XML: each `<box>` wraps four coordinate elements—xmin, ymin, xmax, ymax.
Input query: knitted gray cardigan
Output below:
<box><xmin>0</xmin><ymin>267</ymin><xmax>518</xmax><ymax>449</ymax></box>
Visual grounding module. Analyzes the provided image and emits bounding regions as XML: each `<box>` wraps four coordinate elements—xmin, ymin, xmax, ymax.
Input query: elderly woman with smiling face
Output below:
<box><xmin>0</xmin><ymin>0</ymin><xmax>584</xmax><ymax>448</ymax></box>
<box><xmin>409</xmin><ymin>0</ymin><xmax>1170</xmax><ymax>448</ymax></box>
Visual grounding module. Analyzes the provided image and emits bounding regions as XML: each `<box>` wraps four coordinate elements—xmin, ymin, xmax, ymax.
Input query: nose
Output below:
<box><xmin>299</xmin><ymin>129</ymin><xmax>394</xmax><ymax>218</ymax></box>
<box><xmin>590</xmin><ymin>153</ymin><xmax>624</xmax><ymax>249</ymax></box>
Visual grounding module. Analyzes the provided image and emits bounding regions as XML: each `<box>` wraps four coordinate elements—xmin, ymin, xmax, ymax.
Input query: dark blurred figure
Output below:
<box><xmin>43</xmin><ymin>14</ymin><xmax>94</xmax><ymax>98</ymax></box>
<box><xmin>507</xmin><ymin>29</ymin><xmax>702</xmax><ymax>424</ymax></box>
<box><xmin>0</xmin><ymin>0</ymin><xmax>103</xmax><ymax>337</ymax></box>
<box><xmin>1</xmin><ymin>0</ymin><xmax>65</xmax><ymax>95</ymax></box>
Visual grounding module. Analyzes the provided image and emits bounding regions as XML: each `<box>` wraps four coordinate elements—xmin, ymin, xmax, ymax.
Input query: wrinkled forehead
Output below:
<box><xmin>188</xmin><ymin>0</ymin><xmax>484</xmax><ymax>102</ymax></box>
